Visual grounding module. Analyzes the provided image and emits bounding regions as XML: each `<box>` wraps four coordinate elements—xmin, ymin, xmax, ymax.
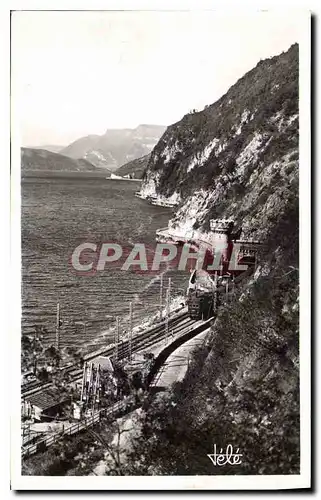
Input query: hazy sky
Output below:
<box><xmin>12</xmin><ymin>10</ymin><xmax>303</xmax><ymax>147</ymax></box>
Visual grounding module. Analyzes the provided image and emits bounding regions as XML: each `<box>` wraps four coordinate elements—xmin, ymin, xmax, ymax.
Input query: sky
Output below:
<box><xmin>12</xmin><ymin>10</ymin><xmax>303</xmax><ymax>147</ymax></box>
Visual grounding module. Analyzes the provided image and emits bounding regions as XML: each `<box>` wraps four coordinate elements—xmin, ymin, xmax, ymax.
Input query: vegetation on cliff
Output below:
<box><xmin>118</xmin><ymin>193</ymin><xmax>299</xmax><ymax>475</ymax></box>
<box><xmin>129</xmin><ymin>43</ymin><xmax>300</xmax><ymax>475</ymax></box>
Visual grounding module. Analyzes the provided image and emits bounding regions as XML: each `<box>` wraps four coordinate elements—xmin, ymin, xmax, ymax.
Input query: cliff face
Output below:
<box><xmin>141</xmin><ymin>44</ymin><xmax>298</xmax><ymax>242</ymax></box>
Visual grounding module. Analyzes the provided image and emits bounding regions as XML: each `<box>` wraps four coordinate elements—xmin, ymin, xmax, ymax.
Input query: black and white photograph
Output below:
<box><xmin>10</xmin><ymin>4</ymin><xmax>311</xmax><ymax>490</ymax></box>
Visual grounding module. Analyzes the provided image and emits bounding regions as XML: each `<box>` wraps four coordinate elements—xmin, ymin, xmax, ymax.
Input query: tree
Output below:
<box><xmin>38</xmin><ymin>367</ymin><xmax>49</xmax><ymax>382</ymax></box>
<box><xmin>44</xmin><ymin>345</ymin><xmax>61</xmax><ymax>367</ymax></box>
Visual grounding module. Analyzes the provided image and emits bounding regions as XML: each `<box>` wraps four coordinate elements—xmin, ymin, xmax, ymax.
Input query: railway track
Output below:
<box><xmin>21</xmin><ymin>316</ymin><xmax>212</xmax><ymax>459</ymax></box>
<box><xmin>22</xmin><ymin>264</ymin><xmax>255</xmax><ymax>398</ymax></box>
<box><xmin>22</xmin><ymin>309</ymin><xmax>191</xmax><ymax>398</ymax></box>
<box><xmin>62</xmin><ymin>314</ymin><xmax>194</xmax><ymax>382</ymax></box>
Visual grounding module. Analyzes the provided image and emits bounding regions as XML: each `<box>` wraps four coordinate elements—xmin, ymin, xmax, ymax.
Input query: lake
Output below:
<box><xmin>21</xmin><ymin>177</ymin><xmax>189</xmax><ymax>351</ymax></box>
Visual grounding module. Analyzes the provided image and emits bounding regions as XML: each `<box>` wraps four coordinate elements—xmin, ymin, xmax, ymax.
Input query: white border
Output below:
<box><xmin>1</xmin><ymin>4</ymin><xmax>11</xmax><ymax>499</ymax></box>
<box><xmin>8</xmin><ymin>2</ymin><xmax>311</xmax><ymax>491</ymax></box>
<box><xmin>298</xmin><ymin>13</ymin><xmax>311</xmax><ymax>489</ymax></box>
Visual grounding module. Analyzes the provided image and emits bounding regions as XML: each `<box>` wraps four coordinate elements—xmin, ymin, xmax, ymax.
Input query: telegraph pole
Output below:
<box><xmin>165</xmin><ymin>278</ymin><xmax>171</xmax><ymax>344</ymax></box>
<box><xmin>55</xmin><ymin>302</ymin><xmax>60</xmax><ymax>352</ymax></box>
<box><xmin>32</xmin><ymin>327</ymin><xmax>38</xmax><ymax>375</ymax></box>
<box><xmin>115</xmin><ymin>316</ymin><xmax>120</xmax><ymax>361</ymax></box>
<box><xmin>129</xmin><ymin>302</ymin><xmax>133</xmax><ymax>365</ymax></box>
<box><xmin>91</xmin><ymin>364</ymin><xmax>100</xmax><ymax>414</ymax></box>
<box><xmin>114</xmin><ymin>320</ymin><xmax>117</xmax><ymax>360</ymax></box>
<box><xmin>165</xmin><ymin>288</ymin><xmax>169</xmax><ymax>344</ymax></box>
<box><xmin>159</xmin><ymin>274</ymin><xmax>163</xmax><ymax>320</ymax></box>
<box><xmin>80</xmin><ymin>361</ymin><xmax>87</xmax><ymax>403</ymax></box>
<box><xmin>86</xmin><ymin>362</ymin><xmax>93</xmax><ymax>409</ymax></box>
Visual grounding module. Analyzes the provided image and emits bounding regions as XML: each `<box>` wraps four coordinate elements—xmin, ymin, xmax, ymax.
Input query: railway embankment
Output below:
<box><xmin>151</xmin><ymin>329</ymin><xmax>210</xmax><ymax>388</ymax></box>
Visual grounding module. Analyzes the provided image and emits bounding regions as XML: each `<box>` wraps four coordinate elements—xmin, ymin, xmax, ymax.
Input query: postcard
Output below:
<box><xmin>10</xmin><ymin>2</ymin><xmax>311</xmax><ymax>490</ymax></box>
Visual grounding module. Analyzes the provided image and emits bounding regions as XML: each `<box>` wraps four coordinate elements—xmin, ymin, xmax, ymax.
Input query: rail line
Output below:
<box><xmin>63</xmin><ymin>315</ymin><xmax>195</xmax><ymax>382</ymax></box>
<box><xmin>21</xmin><ymin>316</ymin><xmax>211</xmax><ymax>459</ymax></box>
<box><xmin>22</xmin><ymin>263</ymin><xmax>256</xmax><ymax>399</ymax></box>
<box><xmin>22</xmin><ymin>309</ymin><xmax>191</xmax><ymax>398</ymax></box>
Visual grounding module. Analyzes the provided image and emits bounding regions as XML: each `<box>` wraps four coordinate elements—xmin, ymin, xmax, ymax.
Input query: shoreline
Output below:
<box><xmin>21</xmin><ymin>170</ymin><xmax>142</xmax><ymax>182</ymax></box>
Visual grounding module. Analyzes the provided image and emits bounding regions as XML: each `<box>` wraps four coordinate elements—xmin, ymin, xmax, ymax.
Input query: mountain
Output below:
<box><xmin>83</xmin><ymin>149</ymin><xmax>118</xmax><ymax>171</ymax></box>
<box><xmin>115</xmin><ymin>153</ymin><xmax>150</xmax><ymax>179</ymax></box>
<box><xmin>60</xmin><ymin>124</ymin><xmax>166</xmax><ymax>171</ymax></box>
<box><xmin>141</xmin><ymin>45</ymin><xmax>298</xmax><ymax>240</ymax></box>
<box><xmin>59</xmin><ymin>135</ymin><xmax>101</xmax><ymax>160</ymax></box>
<box><xmin>21</xmin><ymin>147</ymin><xmax>110</xmax><ymax>174</ymax></box>
<box><xmin>132</xmin><ymin>44</ymin><xmax>300</xmax><ymax>474</ymax></box>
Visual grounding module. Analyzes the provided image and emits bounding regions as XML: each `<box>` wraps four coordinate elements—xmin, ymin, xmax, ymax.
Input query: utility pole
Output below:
<box><xmin>115</xmin><ymin>316</ymin><xmax>120</xmax><ymax>362</ymax></box>
<box><xmin>165</xmin><ymin>288</ymin><xmax>169</xmax><ymax>344</ymax></box>
<box><xmin>159</xmin><ymin>274</ymin><xmax>163</xmax><ymax>320</ymax></box>
<box><xmin>114</xmin><ymin>321</ymin><xmax>117</xmax><ymax>360</ymax></box>
<box><xmin>55</xmin><ymin>302</ymin><xmax>60</xmax><ymax>352</ymax></box>
<box><xmin>80</xmin><ymin>361</ymin><xmax>87</xmax><ymax>403</ymax></box>
<box><xmin>165</xmin><ymin>278</ymin><xmax>171</xmax><ymax>344</ymax></box>
<box><xmin>86</xmin><ymin>362</ymin><xmax>93</xmax><ymax>409</ymax></box>
<box><xmin>129</xmin><ymin>302</ymin><xmax>133</xmax><ymax>365</ymax></box>
<box><xmin>91</xmin><ymin>364</ymin><xmax>100</xmax><ymax>414</ymax></box>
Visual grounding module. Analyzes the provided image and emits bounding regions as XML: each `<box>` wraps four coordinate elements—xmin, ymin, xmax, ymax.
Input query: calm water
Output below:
<box><xmin>21</xmin><ymin>178</ymin><xmax>189</xmax><ymax>350</ymax></box>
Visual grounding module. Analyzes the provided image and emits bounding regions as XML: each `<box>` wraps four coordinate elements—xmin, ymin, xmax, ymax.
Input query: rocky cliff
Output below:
<box><xmin>141</xmin><ymin>44</ymin><xmax>298</xmax><ymax>243</ymax></box>
<box><xmin>129</xmin><ymin>44</ymin><xmax>300</xmax><ymax>475</ymax></box>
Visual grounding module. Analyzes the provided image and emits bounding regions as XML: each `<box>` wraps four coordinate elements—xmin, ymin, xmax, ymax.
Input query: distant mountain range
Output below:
<box><xmin>24</xmin><ymin>124</ymin><xmax>166</xmax><ymax>178</ymax></box>
<box><xmin>58</xmin><ymin>124</ymin><xmax>166</xmax><ymax>171</ymax></box>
